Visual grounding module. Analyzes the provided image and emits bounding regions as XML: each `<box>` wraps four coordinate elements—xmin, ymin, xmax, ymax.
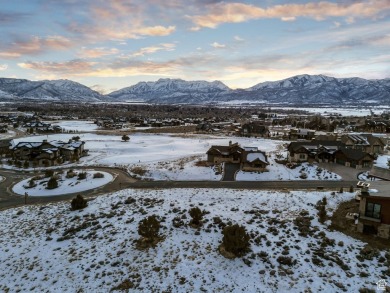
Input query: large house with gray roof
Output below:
<box><xmin>11</xmin><ymin>139</ymin><xmax>87</xmax><ymax>166</ymax></box>
<box><xmin>287</xmin><ymin>140</ymin><xmax>375</xmax><ymax>169</ymax></box>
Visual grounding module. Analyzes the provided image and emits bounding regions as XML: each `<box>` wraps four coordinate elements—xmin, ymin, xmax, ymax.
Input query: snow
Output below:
<box><xmin>0</xmin><ymin>188</ymin><xmax>385</xmax><ymax>292</ymax></box>
<box><xmin>246</xmin><ymin>152</ymin><xmax>266</xmax><ymax>163</ymax></box>
<box><xmin>7</xmin><ymin>132</ymin><xmax>346</xmax><ymax>181</ymax></box>
<box><xmin>375</xmin><ymin>155</ymin><xmax>390</xmax><ymax>168</ymax></box>
<box><xmin>52</xmin><ymin>120</ymin><xmax>98</xmax><ymax>132</ymax></box>
<box><xmin>237</xmin><ymin>160</ymin><xmax>341</xmax><ymax>181</ymax></box>
<box><xmin>12</xmin><ymin>170</ymin><xmax>113</xmax><ymax>196</ymax></box>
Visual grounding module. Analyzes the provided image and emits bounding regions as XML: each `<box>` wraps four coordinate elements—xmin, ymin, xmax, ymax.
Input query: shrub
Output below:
<box><xmin>122</xmin><ymin>134</ymin><xmax>130</xmax><ymax>142</ymax></box>
<box><xmin>93</xmin><ymin>172</ymin><xmax>104</xmax><ymax>179</ymax></box>
<box><xmin>131</xmin><ymin>166</ymin><xmax>147</xmax><ymax>176</ymax></box>
<box><xmin>221</xmin><ymin>224</ymin><xmax>250</xmax><ymax>257</ymax></box>
<box><xmin>189</xmin><ymin>207</ymin><xmax>203</xmax><ymax>226</ymax></box>
<box><xmin>78</xmin><ymin>172</ymin><xmax>87</xmax><ymax>180</ymax></box>
<box><xmin>66</xmin><ymin>169</ymin><xmax>76</xmax><ymax>178</ymax></box>
<box><xmin>71</xmin><ymin>194</ymin><xmax>88</xmax><ymax>210</ymax></box>
<box><xmin>44</xmin><ymin>169</ymin><xmax>54</xmax><ymax>178</ymax></box>
<box><xmin>138</xmin><ymin>215</ymin><xmax>160</xmax><ymax>242</ymax></box>
<box><xmin>47</xmin><ymin>176</ymin><xmax>58</xmax><ymax>189</ymax></box>
<box><xmin>28</xmin><ymin>178</ymin><xmax>36</xmax><ymax>188</ymax></box>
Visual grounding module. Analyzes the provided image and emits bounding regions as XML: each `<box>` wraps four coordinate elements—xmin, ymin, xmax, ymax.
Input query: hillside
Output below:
<box><xmin>0</xmin><ymin>78</ymin><xmax>105</xmax><ymax>102</ymax></box>
<box><xmin>0</xmin><ymin>188</ymin><xmax>387</xmax><ymax>292</ymax></box>
<box><xmin>1</xmin><ymin>75</ymin><xmax>389</xmax><ymax>105</ymax></box>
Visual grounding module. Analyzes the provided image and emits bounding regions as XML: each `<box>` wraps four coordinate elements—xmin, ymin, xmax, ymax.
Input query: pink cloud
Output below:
<box><xmin>190</xmin><ymin>0</ymin><xmax>390</xmax><ymax>29</ymax></box>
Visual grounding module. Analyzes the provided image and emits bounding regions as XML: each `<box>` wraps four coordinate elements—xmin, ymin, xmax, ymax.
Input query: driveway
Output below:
<box><xmin>222</xmin><ymin>163</ymin><xmax>240</xmax><ymax>181</ymax></box>
<box><xmin>317</xmin><ymin>162</ymin><xmax>370</xmax><ymax>181</ymax></box>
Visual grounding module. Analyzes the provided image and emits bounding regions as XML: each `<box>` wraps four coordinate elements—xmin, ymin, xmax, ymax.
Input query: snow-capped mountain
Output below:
<box><xmin>108</xmin><ymin>75</ymin><xmax>390</xmax><ymax>105</ymax></box>
<box><xmin>240</xmin><ymin>74</ymin><xmax>390</xmax><ymax>105</ymax></box>
<box><xmin>0</xmin><ymin>75</ymin><xmax>389</xmax><ymax>105</ymax></box>
<box><xmin>108</xmin><ymin>78</ymin><xmax>231</xmax><ymax>103</ymax></box>
<box><xmin>0</xmin><ymin>78</ymin><xmax>104</xmax><ymax>102</ymax></box>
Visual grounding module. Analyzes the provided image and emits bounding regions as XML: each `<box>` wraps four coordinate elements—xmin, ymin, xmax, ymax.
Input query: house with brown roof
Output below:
<box><xmin>240</xmin><ymin>122</ymin><xmax>270</xmax><ymax>138</ymax></box>
<box><xmin>207</xmin><ymin>142</ymin><xmax>243</xmax><ymax>164</ymax></box>
<box><xmin>340</xmin><ymin>134</ymin><xmax>386</xmax><ymax>154</ymax></box>
<box><xmin>287</xmin><ymin>140</ymin><xmax>374</xmax><ymax>169</ymax></box>
<box><xmin>287</xmin><ymin>141</ymin><xmax>344</xmax><ymax>163</ymax></box>
<box><xmin>206</xmin><ymin>142</ymin><xmax>269</xmax><ymax>172</ymax></box>
<box><xmin>334</xmin><ymin>148</ymin><xmax>375</xmax><ymax>169</ymax></box>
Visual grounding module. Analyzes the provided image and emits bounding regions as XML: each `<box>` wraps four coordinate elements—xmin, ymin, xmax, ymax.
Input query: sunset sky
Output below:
<box><xmin>0</xmin><ymin>0</ymin><xmax>389</xmax><ymax>93</ymax></box>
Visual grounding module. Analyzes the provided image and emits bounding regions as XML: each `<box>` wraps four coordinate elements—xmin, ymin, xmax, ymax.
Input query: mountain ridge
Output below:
<box><xmin>0</xmin><ymin>75</ymin><xmax>389</xmax><ymax>105</ymax></box>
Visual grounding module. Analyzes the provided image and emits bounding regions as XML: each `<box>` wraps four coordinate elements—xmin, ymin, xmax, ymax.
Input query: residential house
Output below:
<box><xmin>340</xmin><ymin>134</ymin><xmax>386</xmax><ymax>154</ymax></box>
<box><xmin>11</xmin><ymin>139</ymin><xmax>86</xmax><ymax>166</ymax></box>
<box><xmin>333</xmin><ymin>148</ymin><xmax>375</xmax><ymax>169</ymax></box>
<box><xmin>207</xmin><ymin>142</ymin><xmax>243</xmax><ymax>164</ymax></box>
<box><xmin>241</xmin><ymin>147</ymin><xmax>269</xmax><ymax>172</ymax></box>
<box><xmin>287</xmin><ymin>141</ymin><xmax>344</xmax><ymax>163</ymax></box>
<box><xmin>357</xmin><ymin>190</ymin><xmax>390</xmax><ymax>239</ymax></box>
<box><xmin>240</xmin><ymin>122</ymin><xmax>270</xmax><ymax>137</ymax></box>
<box><xmin>206</xmin><ymin>143</ymin><xmax>269</xmax><ymax>172</ymax></box>
<box><xmin>289</xmin><ymin>128</ymin><xmax>316</xmax><ymax>140</ymax></box>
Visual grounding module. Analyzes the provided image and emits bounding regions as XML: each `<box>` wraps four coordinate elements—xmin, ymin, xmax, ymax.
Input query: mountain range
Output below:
<box><xmin>0</xmin><ymin>75</ymin><xmax>389</xmax><ymax>105</ymax></box>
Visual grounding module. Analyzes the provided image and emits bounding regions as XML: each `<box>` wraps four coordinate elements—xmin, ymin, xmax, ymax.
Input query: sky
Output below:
<box><xmin>0</xmin><ymin>0</ymin><xmax>389</xmax><ymax>93</ymax></box>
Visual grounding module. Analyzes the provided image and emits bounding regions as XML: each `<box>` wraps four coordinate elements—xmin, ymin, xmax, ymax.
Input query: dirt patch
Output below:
<box><xmin>330</xmin><ymin>199</ymin><xmax>390</xmax><ymax>250</ymax></box>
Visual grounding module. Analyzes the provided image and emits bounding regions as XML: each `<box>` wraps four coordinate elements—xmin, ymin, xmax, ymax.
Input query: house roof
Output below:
<box><xmin>245</xmin><ymin>151</ymin><xmax>269</xmax><ymax>164</ymax></box>
<box><xmin>207</xmin><ymin>143</ymin><xmax>243</xmax><ymax>155</ymax></box>
<box><xmin>288</xmin><ymin>141</ymin><xmax>344</xmax><ymax>152</ymax></box>
<box><xmin>12</xmin><ymin>140</ymin><xmax>83</xmax><ymax>150</ymax></box>
<box><xmin>335</xmin><ymin>148</ymin><xmax>374</xmax><ymax>161</ymax></box>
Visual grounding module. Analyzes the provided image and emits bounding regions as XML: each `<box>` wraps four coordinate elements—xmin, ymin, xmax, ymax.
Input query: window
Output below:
<box><xmin>365</xmin><ymin>202</ymin><xmax>381</xmax><ymax>219</ymax></box>
<box><xmin>299</xmin><ymin>154</ymin><xmax>306</xmax><ymax>160</ymax></box>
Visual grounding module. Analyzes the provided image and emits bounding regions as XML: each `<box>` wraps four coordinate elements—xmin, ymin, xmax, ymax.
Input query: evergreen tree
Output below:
<box><xmin>71</xmin><ymin>194</ymin><xmax>88</xmax><ymax>210</ymax></box>
<box><xmin>189</xmin><ymin>207</ymin><xmax>203</xmax><ymax>226</ymax></box>
<box><xmin>138</xmin><ymin>215</ymin><xmax>160</xmax><ymax>242</ymax></box>
<box><xmin>222</xmin><ymin>224</ymin><xmax>250</xmax><ymax>257</ymax></box>
<box><xmin>47</xmin><ymin>176</ymin><xmax>58</xmax><ymax>189</ymax></box>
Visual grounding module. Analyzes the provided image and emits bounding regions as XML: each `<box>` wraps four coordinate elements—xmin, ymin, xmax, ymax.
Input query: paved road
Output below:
<box><xmin>0</xmin><ymin>162</ymin><xmax>373</xmax><ymax>211</ymax></box>
<box><xmin>0</xmin><ymin>166</ymin><xmax>136</xmax><ymax>211</ymax></box>
<box><xmin>127</xmin><ymin>180</ymin><xmax>357</xmax><ymax>190</ymax></box>
<box><xmin>222</xmin><ymin>163</ymin><xmax>240</xmax><ymax>181</ymax></box>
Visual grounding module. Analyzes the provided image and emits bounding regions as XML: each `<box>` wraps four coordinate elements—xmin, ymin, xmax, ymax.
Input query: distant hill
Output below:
<box><xmin>108</xmin><ymin>78</ymin><xmax>230</xmax><ymax>104</ymax></box>
<box><xmin>0</xmin><ymin>78</ymin><xmax>104</xmax><ymax>102</ymax></box>
<box><xmin>1</xmin><ymin>75</ymin><xmax>389</xmax><ymax>105</ymax></box>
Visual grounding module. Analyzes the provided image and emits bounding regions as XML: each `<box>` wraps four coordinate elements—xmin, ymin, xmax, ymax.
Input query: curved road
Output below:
<box><xmin>0</xmin><ymin>165</ymin><xmax>362</xmax><ymax>211</ymax></box>
<box><xmin>0</xmin><ymin>166</ymin><xmax>136</xmax><ymax>211</ymax></box>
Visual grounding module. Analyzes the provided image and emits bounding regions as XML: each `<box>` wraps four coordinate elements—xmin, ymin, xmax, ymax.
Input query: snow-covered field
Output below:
<box><xmin>12</xmin><ymin>170</ymin><xmax>113</xmax><ymax>196</ymax></box>
<box><xmin>0</xmin><ymin>188</ymin><xmax>387</xmax><ymax>292</ymax></box>
<box><xmin>9</xmin><ymin>133</ymin><xmax>343</xmax><ymax>181</ymax></box>
<box><xmin>237</xmin><ymin>160</ymin><xmax>341</xmax><ymax>181</ymax></box>
<box><xmin>51</xmin><ymin>120</ymin><xmax>98</xmax><ymax>132</ymax></box>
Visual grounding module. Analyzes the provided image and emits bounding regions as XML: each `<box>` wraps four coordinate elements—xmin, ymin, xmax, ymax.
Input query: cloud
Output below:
<box><xmin>78</xmin><ymin>47</ymin><xmax>120</xmax><ymax>59</ymax></box>
<box><xmin>66</xmin><ymin>1</ymin><xmax>176</xmax><ymax>41</ymax></box>
<box><xmin>0</xmin><ymin>12</ymin><xmax>30</xmax><ymax>24</ymax></box>
<box><xmin>18</xmin><ymin>59</ymin><xmax>96</xmax><ymax>74</ymax></box>
<box><xmin>131</xmin><ymin>43</ymin><xmax>176</xmax><ymax>57</ymax></box>
<box><xmin>211</xmin><ymin>42</ymin><xmax>226</xmax><ymax>48</ymax></box>
<box><xmin>234</xmin><ymin>36</ymin><xmax>244</xmax><ymax>42</ymax></box>
<box><xmin>0</xmin><ymin>64</ymin><xmax>8</xmax><ymax>71</ymax></box>
<box><xmin>190</xmin><ymin>0</ymin><xmax>390</xmax><ymax>29</ymax></box>
<box><xmin>0</xmin><ymin>35</ymin><xmax>73</xmax><ymax>59</ymax></box>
